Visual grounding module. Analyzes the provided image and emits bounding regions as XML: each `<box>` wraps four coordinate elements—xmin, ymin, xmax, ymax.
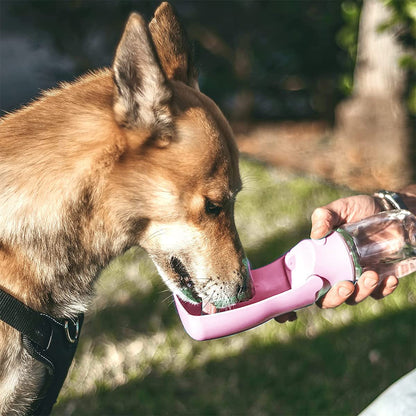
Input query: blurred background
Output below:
<box><xmin>1</xmin><ymin>1</ymin><xmax>415</xmax><ymax>415</ymax></box>
<box><xmin>1</xmin><ymin>0</ymin><xmax>353</xmax><ymax>118</ymax></box>
<box><xmin>1</xmin><ymin>0</ymin><xmax>415</xmax><ymax>190</ymax></box>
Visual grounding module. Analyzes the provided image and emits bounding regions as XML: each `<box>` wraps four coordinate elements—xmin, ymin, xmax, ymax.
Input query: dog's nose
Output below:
<box><xmin>236</xmin><ymin>262</ymin><xmax>254</xmax><ymax>302</ymax></box>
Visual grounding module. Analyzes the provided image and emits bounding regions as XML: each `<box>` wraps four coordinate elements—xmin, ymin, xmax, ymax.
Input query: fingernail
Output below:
<box><xmin>387</xmin><ymin>282</ymin><xmax>398</xmax><ymax>290</ymax></box>
<box><xmin>311</xmin><ymin>225</ymin><xmax>324</xmax><ymax>239</ymax></box>
<box><xmin>338</xmin><ymin>286</ymin><xmax>353</xmax><ymax>297</ymax></box>
<box><xmin>365</xmin><ymin>276</ymin><xmax>378</xmax><ymax>288</ymax></box>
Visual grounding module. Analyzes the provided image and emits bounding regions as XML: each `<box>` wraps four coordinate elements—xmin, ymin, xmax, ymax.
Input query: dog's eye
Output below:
<box><xmin>205</xmin><ymin>199</ymin><xmax>222</xmax><ymax>216</ymax></box>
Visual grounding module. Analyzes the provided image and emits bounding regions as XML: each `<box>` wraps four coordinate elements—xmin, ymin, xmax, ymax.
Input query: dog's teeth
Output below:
<box><xmin>202</xmin><ymin>301</ymin><xmax>217</xmax><ymax>315</ymax></box>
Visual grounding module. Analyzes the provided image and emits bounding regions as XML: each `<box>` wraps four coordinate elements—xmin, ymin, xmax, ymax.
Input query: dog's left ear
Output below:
<box><xmin>113</xmin><ymin>12</ymin><xmax>172</xmax><ymax>134</ymax></box>
<box><xmin>149</xmin><ymin>2</ymin><xmax>198</xmax><ymax>89</ymax></box>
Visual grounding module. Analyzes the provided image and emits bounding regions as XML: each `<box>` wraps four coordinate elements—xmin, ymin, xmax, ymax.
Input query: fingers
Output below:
<box><xmin>318</xmin><ymin>272</ymin><xmax>399</xmax><ymax>309</ymax></box>
<box><xmin>311</xmin><ymin>195</ymin><xmax>398</xmax><ymax>311</ymax></box>
<box><xmin>318</xmin><ymin>281</ymin><xmax>355</xmax><ymax>308</ymax></box>
<box><xmin>281</xmin><ymin>275</ymin><xmax>399</xmax><ymax>320</ymax></box>
<box><xmin>371</xmin><ymin>275</ymin><xmax>399</xmax><ymax>299</ymax></box>
<box><xmin>345</xmin><ymin>271</ymin><xmax>379</xmax><ymax>305</ymax></box>
<box><xmin>310</xmin><ymin>195</ymin><xmax>382</xmax><ymax>240</ymax></box>
<box><xmin>318</xmin><ymin>271</ymin><xmax>378</xmax><ymax>308</ymax></box>
<box><xmin>310</xmin><ymin>207</ymin><xmax>339</xmax><ymax>239</ymax></box>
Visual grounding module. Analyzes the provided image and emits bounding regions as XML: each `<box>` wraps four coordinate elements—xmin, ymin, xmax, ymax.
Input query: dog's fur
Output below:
<box><xmin>0</xmin><ymin>3</ymin><xmax>252</xmax><ymax>413</ymax></box>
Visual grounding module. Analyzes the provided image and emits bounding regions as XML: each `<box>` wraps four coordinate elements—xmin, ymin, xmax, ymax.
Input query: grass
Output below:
<box><xmin>53</xmin><ymin>158</ymin><xmax>415</xmax><ymax>416</ymax></box>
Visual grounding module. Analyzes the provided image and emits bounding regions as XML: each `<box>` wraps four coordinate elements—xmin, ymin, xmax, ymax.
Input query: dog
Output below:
<box><xmin>0</xmin><ymin>2</ymin><xmax>253</xmax><ymax>414</ymax></box>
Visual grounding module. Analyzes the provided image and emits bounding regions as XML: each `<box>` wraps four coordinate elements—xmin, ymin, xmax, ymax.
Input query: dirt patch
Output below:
<box><xmin>234</xmin><ymin>117</ymin><xmax>411</xmax><ymax>192</ymax></box>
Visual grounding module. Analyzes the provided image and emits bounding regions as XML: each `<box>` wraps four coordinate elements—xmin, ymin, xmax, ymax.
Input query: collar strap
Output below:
<box><xmin>0</xmin><ymin>288</ymin><xmax>84</xmax><ymax>415</ymax></box>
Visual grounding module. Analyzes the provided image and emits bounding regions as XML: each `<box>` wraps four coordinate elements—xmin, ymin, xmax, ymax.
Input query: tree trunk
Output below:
<box><xmin>331</xmin><ymin>0</ymin><xmax>411</xmax><ymax>191</ymax></box>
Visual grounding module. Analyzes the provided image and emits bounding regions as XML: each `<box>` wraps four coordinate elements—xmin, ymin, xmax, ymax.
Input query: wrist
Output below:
<box><xmin>373</xmin><ymin>190</ymin><xmax>408</xmax><ymax>211</ymax></box>
<box><xmin>398</xmin><ymin>185</ymin><xmax>416</xmax><ymax>215</ymax></box>
<box><xmin>399</xmin><ymin>193</ymin><xmax>416</xmax><ymax>216</ymax></box>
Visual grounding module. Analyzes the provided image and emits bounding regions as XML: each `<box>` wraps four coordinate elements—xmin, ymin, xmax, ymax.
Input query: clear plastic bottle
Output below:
<box><xmin>337</xmin><ymin>209</ymin><xmax>416</xmax><ymax>280</ymax></box>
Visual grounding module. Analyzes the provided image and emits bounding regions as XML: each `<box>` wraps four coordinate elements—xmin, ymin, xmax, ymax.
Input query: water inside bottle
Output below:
<box><xmin>341</xmin><ymin>210</ymin><xmax>416</xmax><ymax>280</ymax></box>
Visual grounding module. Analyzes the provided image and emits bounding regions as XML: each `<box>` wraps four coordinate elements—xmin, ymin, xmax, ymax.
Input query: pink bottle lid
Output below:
<box><xmin>174</xmin><ymin>232</ymin><xmax>355</xmax><ymax>341</ymax></box>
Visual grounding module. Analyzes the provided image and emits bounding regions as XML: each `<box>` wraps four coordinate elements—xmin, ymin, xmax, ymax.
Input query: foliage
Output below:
<box><xmin>381</xmin><ymin>0</ymin><xmax>416</xmax><ymax>46</ymax></box>
<box><xmin>382</xmin><ymin>0</ymin><xmax>416</xmax><ymax>115</ymax></box>
<box><xmin>337</xmin><ymin>0</ymin><xmax>416</xmax><ymax>115</ymax></box>
<box><xmin>2</xmin><ymin>0</ymin><xmax>414</xmax><ymax>118</ymax></box>
<box><xmin>2</xmin><ymin>0</ymin><xmax>347</xmax><ymax>121</ymax></box>
<box><xmin>336</xmin><ymin>1</ymin><xmax>363</xmax><ymax>95</ymax></box>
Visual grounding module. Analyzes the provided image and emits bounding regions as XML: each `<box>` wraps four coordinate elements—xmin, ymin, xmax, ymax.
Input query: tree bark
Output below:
<box><xmin>332</xmin><ymin>0</ymin><xmax>411</xmax><ymax>191</ymax></box>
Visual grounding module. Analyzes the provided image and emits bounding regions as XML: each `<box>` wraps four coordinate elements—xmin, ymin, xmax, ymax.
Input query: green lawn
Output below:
<box><xmin>54</xmin><ymin>158</ymin><xmax>416</xmax><ymax>416</ymax></box>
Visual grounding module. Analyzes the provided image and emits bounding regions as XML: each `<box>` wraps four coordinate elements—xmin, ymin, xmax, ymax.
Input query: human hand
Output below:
<box><xmin>310</xmin><ymin>195</ymin><xmax>399</xmax><ymax>308</ymax></box>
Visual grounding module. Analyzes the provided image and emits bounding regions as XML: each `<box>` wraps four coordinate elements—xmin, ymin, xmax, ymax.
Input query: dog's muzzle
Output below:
<box><xmin>170</xmin><ymin>256</ymin><xmax>254</xmax><ymax>311</ymax></box>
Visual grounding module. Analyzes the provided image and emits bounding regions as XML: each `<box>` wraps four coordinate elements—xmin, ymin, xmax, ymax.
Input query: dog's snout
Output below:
<box><xmin>235</xmin><ymin>264</ymin><xmax>254</xmax><ymax>303</ymax></box>
<box><xmin>239</xmin><ymin>282</ymin><xmax>253</xmax><ymax>302</ymax></box>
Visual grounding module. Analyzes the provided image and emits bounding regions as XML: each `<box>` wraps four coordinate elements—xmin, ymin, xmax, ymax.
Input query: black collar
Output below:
<box><xmin>0</xmin><ymin>287</ymin><xmax>84</xmax><ymax>416</ymax></box>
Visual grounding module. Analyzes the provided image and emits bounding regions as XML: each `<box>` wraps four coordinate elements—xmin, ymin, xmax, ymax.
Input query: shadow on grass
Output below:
<box><xmin>82</xmin><ymin>287</ymin><xmax>179</xmax><ymax>343</ymax></box>
<box><xmin>56</xmin><ymin>308</ymin><xmax>415</xmax><ymax>416</ymax></box>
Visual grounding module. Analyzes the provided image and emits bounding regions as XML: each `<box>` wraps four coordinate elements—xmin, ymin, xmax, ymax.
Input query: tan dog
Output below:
<box><xmin>0</xmin><ymin>2</ymin><xmax>252</xmax><ymax>414</ymax></box>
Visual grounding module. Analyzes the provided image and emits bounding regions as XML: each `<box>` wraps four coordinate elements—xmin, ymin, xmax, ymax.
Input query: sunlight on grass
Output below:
<box><xmin>54</xmin><ymin>158</ymin><xmax>415</xmax><ymax>416</ymax></box>
<box><xmin>237</xmin><ymin>159</ymin><xmax>347</xmax><ymax>238</ymax></box>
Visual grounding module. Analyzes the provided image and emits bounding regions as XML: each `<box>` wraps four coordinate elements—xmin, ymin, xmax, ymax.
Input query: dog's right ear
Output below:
<box><xmin>112</xmin><ymin>13</ymin><xmax>172</xmax><ymax>133</ymax></box>
<box><xmin>149</xmin><ymin>2</ymin><xmax>198</xmax><ymax>89</ymax></box>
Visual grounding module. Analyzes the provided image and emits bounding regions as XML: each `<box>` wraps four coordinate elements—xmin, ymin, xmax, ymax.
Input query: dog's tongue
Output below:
<box><xmin>202</xmin><ymin>301</ymin><xmax>217</xmax><ymax>315</ymax></box>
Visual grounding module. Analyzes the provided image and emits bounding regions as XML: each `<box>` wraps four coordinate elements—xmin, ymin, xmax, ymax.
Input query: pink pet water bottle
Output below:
<box><xmin>287</xmin><ymin>209</ymin><xmax>416</xmax><ymax>290</ymax></box>
<box><xmin>175</xmin><ymin>209</ymin><xmax>416</xmax><ymax>340</ymax></box>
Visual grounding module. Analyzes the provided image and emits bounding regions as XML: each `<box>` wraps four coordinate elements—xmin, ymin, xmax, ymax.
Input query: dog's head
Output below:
<box><xmin>108</xmin><ymin>3</ymin><xmax>252</xmax><ymax>311</ymax></box>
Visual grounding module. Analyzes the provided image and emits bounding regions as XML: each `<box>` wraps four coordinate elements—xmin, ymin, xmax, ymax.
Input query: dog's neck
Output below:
<box><xmin>0</xmin><ymin>211</ymin><xmax>150</xmax><ymax>319</ymax></box>
<box><xmin>0</xmin><ymin>209</ymin><xmax>127</xmax><ymax>317</ymax></box>
<box><xmin>0</xmin><ymin>71</ymin><xmax>142</xmax><ymax>317</ymax></box>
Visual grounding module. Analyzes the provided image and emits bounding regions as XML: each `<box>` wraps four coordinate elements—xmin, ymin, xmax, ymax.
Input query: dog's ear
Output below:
<box><xmin>113</xmin><ymin>12</ymin><xmax>172</xmax><ymax>133</ymax></box>
<box><xmin>149</xmin><ymin>2</ymin><xmax>198</xmax><ymax>89</ymax></box>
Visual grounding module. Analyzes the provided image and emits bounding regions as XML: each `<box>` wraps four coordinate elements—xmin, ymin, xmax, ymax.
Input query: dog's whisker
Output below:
<box><xmin>140</xmin><ymin>229</ymin><xmax>166</xmax><ymax>246</ymax></box>
<box><xmin>241</xmin><ymin>174</ymin><xmax>261</xmax><ymax>190</ymax></box>
<box><xmin>161</xmin><ymin>293</ymin><xmax>174</xmax><ymax>305</ymax></box>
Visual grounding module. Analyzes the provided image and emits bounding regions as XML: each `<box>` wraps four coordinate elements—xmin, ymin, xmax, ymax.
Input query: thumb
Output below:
<box><xmin>310</xmin><ymin>207</ymin><xmax>337</xmax><ymax>239</ymax></box>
